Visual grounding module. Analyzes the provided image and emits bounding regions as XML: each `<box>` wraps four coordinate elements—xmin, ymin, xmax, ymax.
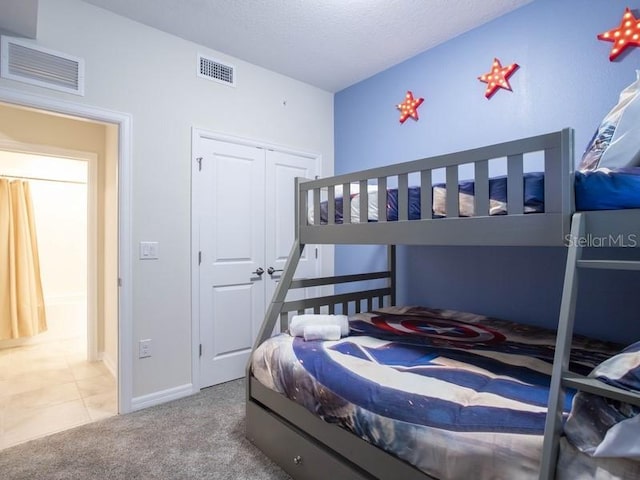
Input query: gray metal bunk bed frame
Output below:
<box><xmin>245</xmin><ymin>127</ymin><xmax>638</xmax><ymax>479</ymax></box>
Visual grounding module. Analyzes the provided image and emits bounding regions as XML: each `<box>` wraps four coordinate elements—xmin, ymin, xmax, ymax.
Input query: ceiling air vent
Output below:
<box><xmin>198</xmin><ymin>54</ymin><xmax>235</xmax><ymax>87</ymax></box>
<box><xmin>0</xmin><ymin>36</ymin><xmax>85</xmax><ymax>96</ymax></box>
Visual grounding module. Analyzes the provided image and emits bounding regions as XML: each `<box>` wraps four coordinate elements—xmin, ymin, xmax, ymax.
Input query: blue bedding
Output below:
<box><xmin>314</xmin><ymin>169</ymin><xmax>640</xmax><ymax>223</ymax></box>
<box><xmin>317</xmin><ymin>173</ymin><xmax>545</xmax><ymax>223</ymax></box>
<box><xmin>575</xmin><ymin>167</ymin><xmax>640</xmax><ymax>211</ymax></box>
<box><xmin>252</xmin><ymin>306</ymin><xmax>621</xmax><ymax>479</ymax></box>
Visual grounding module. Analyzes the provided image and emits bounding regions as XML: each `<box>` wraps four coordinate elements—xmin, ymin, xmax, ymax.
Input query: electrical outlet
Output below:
<box><xmin>139</xmin><ymin>339</ymin><xmax>152</xmax><ymax>358</ymax></box>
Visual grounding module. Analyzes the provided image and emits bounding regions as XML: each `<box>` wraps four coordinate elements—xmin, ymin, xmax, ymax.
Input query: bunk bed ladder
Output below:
<box><xmin>539</xmin><ymin>212</ymin><xmax>640</xmax><ymax>480</ymax></box>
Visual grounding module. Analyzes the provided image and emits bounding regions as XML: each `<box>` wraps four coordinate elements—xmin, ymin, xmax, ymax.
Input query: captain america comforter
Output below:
<box><xmin>251</xmin><ymin>306</ymin><xmax>625</xmax><ymax>480</ymax></box>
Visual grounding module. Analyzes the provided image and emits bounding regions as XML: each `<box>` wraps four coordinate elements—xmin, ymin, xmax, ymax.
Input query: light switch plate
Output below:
<box><xmin>139</xmin><ymin>241</ymin><xmax>159</xmax><ymax>259</ymax></box>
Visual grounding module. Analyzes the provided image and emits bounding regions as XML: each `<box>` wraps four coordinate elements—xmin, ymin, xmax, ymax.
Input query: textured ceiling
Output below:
<box><xmin>82</xmin><ymin>0</ymin><xmax>532</xmax><ymax>92</ymax></box>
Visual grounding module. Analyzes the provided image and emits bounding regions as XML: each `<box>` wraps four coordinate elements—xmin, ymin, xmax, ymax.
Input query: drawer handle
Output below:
<box><xmin>293</xmin><ymin>455</ymin><xmax>303</xmax><ymax>465</ymax></box>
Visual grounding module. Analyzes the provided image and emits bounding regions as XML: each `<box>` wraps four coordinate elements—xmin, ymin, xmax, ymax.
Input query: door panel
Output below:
<box><xmin>211</xmin><ymin>284</ymin><xmax>253</xmax><ymax>354</ymax></box>
<box><xmin>265</xmin><ymin>150</ymin><xmax>319</xmax><ymax>307</ymax></box>
<box><xmin>196</xmin><ymin>138</ymin><xmax>321</xmax><ymax>389</ymax></box>
<box><xmin>198</xmin><ymin>138</ymin><xmax>265</xmax><ymax>387</ymax></box>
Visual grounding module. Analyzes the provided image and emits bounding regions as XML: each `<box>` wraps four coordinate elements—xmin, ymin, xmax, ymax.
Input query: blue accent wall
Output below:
<box><xmin>334</xmin><ymin>0</ymin><xmax>640</xmax><ymax>344</ymax></box>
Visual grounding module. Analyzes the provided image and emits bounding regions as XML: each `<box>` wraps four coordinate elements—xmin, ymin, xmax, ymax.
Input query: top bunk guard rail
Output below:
<box><xmin>299</xmin><ymin>128</ymin><xmax>575</xmax><ymax>246</ymax></box>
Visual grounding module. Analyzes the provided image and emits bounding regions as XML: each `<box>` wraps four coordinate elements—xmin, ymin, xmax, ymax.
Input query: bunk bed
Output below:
<box><xmin>244</xmin><ymin>128</ymin><xmax>640</xmax><ymax>480</ymax></box>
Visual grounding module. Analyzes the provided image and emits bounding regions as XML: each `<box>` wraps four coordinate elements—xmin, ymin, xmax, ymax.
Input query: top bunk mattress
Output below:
<box><xmin>251</xmin><ymin>306</ymin><xmax>627</xmax><ymax>480</ymax></box>
<box><xmin>310</xmin><ymin>168</ymin><xmax>640</xmax><ymax>224</ymax></box>
<box><xmin>311</xmin><ymin>173</ymin><xmax>543</xmax><ymax>223</ymax></box>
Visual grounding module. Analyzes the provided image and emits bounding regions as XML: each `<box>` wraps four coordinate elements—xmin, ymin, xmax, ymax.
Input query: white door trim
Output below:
<box><xmin>0</xmin><ymin>86</ymin><xmax>134</xmax><ymax>414</ymax></box>
<box><xmin>190</xmin><ymin>127</ymin><xmax>322</xmax><ymax>393</ymax></box>
<box><xmin>0</xmin><ymin>139</ymin><xmax>99</xmax><ymax>361</ymax></box>
<box><xmin>193</xmin><ymin>128</ymin><xmax>323</xmax><ymax>162</ymax></box>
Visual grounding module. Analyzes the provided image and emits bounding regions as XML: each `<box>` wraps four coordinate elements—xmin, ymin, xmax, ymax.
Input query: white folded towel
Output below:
<box><xmin>303</xmin><ymin>324</ymin><xmax>341</xmax><ymax>342</ymax></box>
<box><xmin>289</xmin><ymin>314</ymin><xmax>349</xmax><ymax>338</ymax></box>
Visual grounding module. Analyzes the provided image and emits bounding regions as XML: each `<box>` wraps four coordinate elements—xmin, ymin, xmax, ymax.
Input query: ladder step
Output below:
<box><xmin>562</xmin><ymin>372</ymin><xmax>640</xmax><ymax>407</ymax></box>
<box><xmin>577</xmin><ymin>260</ymin><xmax>640</xmax><ymax>271</ymax></box>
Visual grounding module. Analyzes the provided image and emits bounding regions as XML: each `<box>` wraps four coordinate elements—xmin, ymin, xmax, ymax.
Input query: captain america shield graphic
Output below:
<box><xmin>370</xmin><ymin>315</ymin><xmax>506</xmax><ymax>346</ymax></box>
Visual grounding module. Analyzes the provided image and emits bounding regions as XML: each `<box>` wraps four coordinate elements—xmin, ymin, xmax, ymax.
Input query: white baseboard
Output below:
<box><xmin>100</xmin><ymin>351</ymin><xmax>117</xmax><ymax>379</ymax></box>
<box><xmin>130</xmin><ymin>383</ymin><xmax>193</xmax><ymax>412</ymax></box>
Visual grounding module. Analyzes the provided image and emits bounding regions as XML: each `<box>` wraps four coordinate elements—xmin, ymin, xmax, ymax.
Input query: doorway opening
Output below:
<box><xmin>0</xmin><ymin>100</ymin><xmax>121</xmax><ymax>449</ymax></box>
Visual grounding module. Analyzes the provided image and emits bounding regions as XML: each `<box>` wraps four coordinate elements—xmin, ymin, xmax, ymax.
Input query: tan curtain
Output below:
<box><xmin>0</xmin><ymin>178</ymin><xmax>47</xmax><ymax>340</ymax></box>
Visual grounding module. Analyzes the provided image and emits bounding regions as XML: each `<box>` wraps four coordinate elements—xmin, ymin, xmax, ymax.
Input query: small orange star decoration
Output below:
<box><xmin>396</xmin><ymin>91</ymin><xmax>424</xmax><ymax>123</ymax></box>
<box><xmin>598</xmin><ymin>7</ymin><xmax>640</xmax><ymax>61</ymax></box>
<box><xmin>478</xmin><ymin>58</ymin><xmax>519</xmax><ymax>99</ymax></box>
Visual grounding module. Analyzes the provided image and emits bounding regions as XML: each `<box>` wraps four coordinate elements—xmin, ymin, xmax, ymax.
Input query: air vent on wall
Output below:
<box><xmin>0</xmin><ymin>36</ymin><xmax>85</xmax><ymax>96</ymax></box>
<box><xmin>197</xmin><ymin>54</ymin><xmax>236</xmax><ymax>87</ymax></box>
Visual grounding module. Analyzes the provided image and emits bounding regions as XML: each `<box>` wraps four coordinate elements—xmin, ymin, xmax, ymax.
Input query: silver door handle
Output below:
<box><xmin>267</xmin><ymin>267</ymin><xmax>283</xmax><ymax>275</ymax></box>
<box><xmin>252</xmin><ymin>267</ymin><xmax>265</xmax><ymax>276</ymax></box>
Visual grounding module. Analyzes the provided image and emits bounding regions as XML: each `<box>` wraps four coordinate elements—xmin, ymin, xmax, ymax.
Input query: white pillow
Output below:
<box><xmin>580</xmin><ymin>71</ymin><xmax>640</xmax><ymax>171</ymax></box>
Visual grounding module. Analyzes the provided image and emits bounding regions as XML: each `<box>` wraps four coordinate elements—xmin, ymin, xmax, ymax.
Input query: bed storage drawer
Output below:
<box><xmin>247</xmin><ymin>400</ymin><xmax>372</xmax><ymax>480</ymax></box>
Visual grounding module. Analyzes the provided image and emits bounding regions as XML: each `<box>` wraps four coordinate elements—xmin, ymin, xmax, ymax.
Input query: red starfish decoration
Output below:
<box><xmin>598</xmin><ymin>7</ymin><xmax>640</xmax><ymax>61</ymax></box>
<box><xmin>478</xmin><ymin>58</ymin><xmax>519</xmax><ymax>99</ymax></box>
<box><xmin>396</xmin><ymin>91</ymin><xmax>424</xmax><ymax>123</ymax></box>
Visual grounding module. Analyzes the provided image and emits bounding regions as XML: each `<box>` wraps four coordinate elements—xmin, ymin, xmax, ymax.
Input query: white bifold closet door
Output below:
<box><xmin>196</xmin><ymin>137</ymin><xmax>319</xmax><ymax>388</ymax></box>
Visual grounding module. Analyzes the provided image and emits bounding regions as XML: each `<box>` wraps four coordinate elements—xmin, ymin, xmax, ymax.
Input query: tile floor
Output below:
<box><xmin>0</xmin><ymin>337</ymin><xmax>117</xmax><ymax>450</ymax></box>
